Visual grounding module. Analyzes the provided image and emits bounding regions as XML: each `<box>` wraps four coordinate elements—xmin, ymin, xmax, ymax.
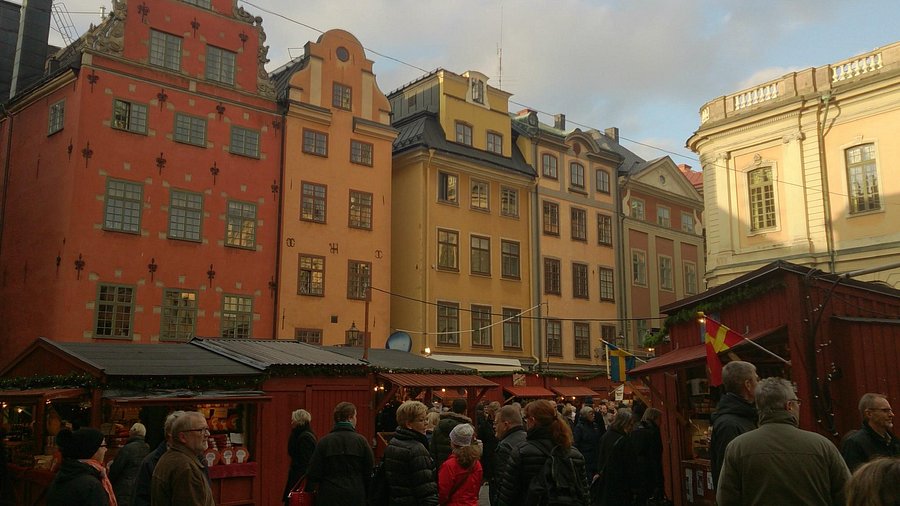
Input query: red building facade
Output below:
<box><xmin>0</xmin><ymin>0</ymin><xmax>280</xmax><ymax>366</ymax></box>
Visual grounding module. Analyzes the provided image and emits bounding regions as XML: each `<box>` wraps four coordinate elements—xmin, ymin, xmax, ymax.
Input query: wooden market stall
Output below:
<box><xmin>629</xmin><ymin>260</ymin><xmax>900</xmax><ymax>506</ymax></box>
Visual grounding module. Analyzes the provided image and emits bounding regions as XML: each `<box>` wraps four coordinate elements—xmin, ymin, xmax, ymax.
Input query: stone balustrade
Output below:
<box><xmin>832</xmin><ymin>51</ymin><xmax>883</xmax><ymax>82</ymax></box>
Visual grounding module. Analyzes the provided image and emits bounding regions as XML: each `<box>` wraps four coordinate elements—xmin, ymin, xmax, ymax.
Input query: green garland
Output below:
<box><xmin>643</xmin><ymin>279</ymin><xmax>785</xmax><ymax>347</ymax></box>
<box><xmin>0</xmin><ymin>373</ymin><xmax>99</xmax><ymax>391</ymax></box>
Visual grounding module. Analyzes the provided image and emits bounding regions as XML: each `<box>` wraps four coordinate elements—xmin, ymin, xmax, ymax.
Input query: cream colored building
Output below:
<box><xmin>272</xmin><ymin>30</ymin><xmax>396</xmax><ymax>345</ymax></box>
<box><xmin>688</xmin><ymin>42</ymin><xmax>900</xmax><ymax>288</ymax></box>
<box><xmin>388</xmin><ymin>69</ymin><xmax>537</xmax><ymax>370</ymax></box>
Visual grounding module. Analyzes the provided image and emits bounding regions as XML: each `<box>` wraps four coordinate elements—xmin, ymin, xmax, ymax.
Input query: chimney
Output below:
<box><xmin>604</xmin><ymin>127</ymin><xmax>619</xmax><ymax>142</ymax></box>
<box><xmin>678</xmin><ymin>163</ymin><xmax>692</xmax><ymax>173</ymax></box>
<box><xmin>9</xmin><ymin>0</ymin><xmax>52</xmax><ymax>100</ymax></box>
<box><xmin>0</xmin><ymin>2</ymin><xmax>23</xmax><ymax>100</ymax></box>
<box><xmin>554</xmin><ymin>113</ymin><xmax>565</xmax><ymax>131</ymax></box>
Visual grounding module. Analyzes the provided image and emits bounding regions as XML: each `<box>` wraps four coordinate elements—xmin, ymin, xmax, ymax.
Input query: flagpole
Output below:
<box><xmin>599</xmin><ymin>339</ymin><xmax>649</xmax><ymax>364</ymax></box>
<box><xmin>739</xmin><ymin>337</ymin><xmax>791</xmax><ymax>365</ymax></box>
<box><xmin>698</xmin><ymin>312</ymin><xmax>791</xmax><ymax>366</ymax></box>
<box><xmin>605</xmin><ymin>343</ymin><xmax>611</xmax><ymax>379</ymax></box>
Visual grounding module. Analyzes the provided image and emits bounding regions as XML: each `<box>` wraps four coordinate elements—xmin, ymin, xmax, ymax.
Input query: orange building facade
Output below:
<box><xmin>272</xmin><ymin>30</ymin><xmax>396</xmax><ymax>347</ymax></box>
<box><xmin>0</xmin><ymin>0</ymin><xmax>280</xmax><ymax>365</ymax></box>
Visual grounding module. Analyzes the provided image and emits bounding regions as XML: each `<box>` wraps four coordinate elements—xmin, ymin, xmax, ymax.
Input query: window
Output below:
<box><xmin>301</xmin><ymin>183</ymin><xmax>326</xmax><ymax>223</ymax></box>
<box><xmin>597</xmin><ymin>214</ymin><xmax>613</xmax><ymax>246</ymax></box>
<box><xmin>544</xmin><ymin>258</ymin><xmax>561</xmax><ymax>295</ymax></box>
<box><xmin>681</xmin><ymin>212</ymin><xmax>695</xmax><ymax>233</ymax></box>
<box><xmin>630</xmin><ymin>198</ymin><xmax>645</xmax><ymax>220</ymax></box>
<box><xmin>637</xmin><ymin>320</ymin><xmax>649</xmax><ymax>343</ymax></box>
<box><xmin>104</xmin><ymin>179</ymin><xmax>142</xmax><ymax>233</ymax></box>
<box><xmin>183</xmin><ymin>0</ymin><xmax>211</xmax><ymax>8</ymax></box>
<box><xmin>546</xmin><ymin>320</ymin><xmax>562</xmax><ymax>357</ymax></box>
<box><xmin>659</xmin><ymin>255</ymin><xmax>674</xmax><ymax>291</ymax></box>
<box><xmin>542</xmin><ymin>153</ymin><xmax>558</xmax><ymax>179</ymax></box>
<box><xmin>601</xmin><ymin>325</ymin><xmax>616</xmax><ymax>347</ymax></box>
<box><xmin>572</xmin><ymin>263</ymin><xmax>589</xmax><ymax>299</ymax></box>
<box><xmin>543</xmin><ymin>201</ymin><xmax>560</xmax><ymax>235</ymax></box>
<box><xmin>438</xmin><ymin>172</ymin><xmax>458</xmax><ymax>203</ymax></box>
<box><xmin>500</xmin><ymin>187</ymin><xmax>518</xmax><ymax>217</ymax></box>
<box><xmin>95</xmin><ymin>284</ymin><xmax>134</xmax><ymax>338</ymax></box>
<box><xmin>332</xmin><ymin>82</ymin><xmax>352</xmax><ymax>110</ymax></box>
<box><xmin>437</xmin><ymin>229</ymin><xmax>459</xmax><ymax>270</ymax></box>
<box><xmin>303</xmin><ymin>129</ymin><xmax>328</xmax><ymax>156</ymax></box>
<box><xmin>437</xmin><ymin>302</ymin><xmax>459</xmax><ymax>345</ymax></box>
<box><xmin>221</xmin><ymin>294</ymin><xmax>252</xmax><ymax>339</ymax></box>
<box><xmin>168</xmin><ymin>189</ymin><xmax>202</xmax><ymax>241</ymax></box>
<box><xmin>471</xmin><ymin>79</ymin><xmax>485</xmax><ymax>104</ymax></box>
<box><xmin>632</xmin><ymin>250</ymin><xmax>647</xmax><ymax>286</ymax></box>
<box><xmin>160</xmin><ymin>289</ymin><xmax>197</xmax><ymax>341</ymax></box>
<box><xmin>470</xmin><ymin>235</ymin><xmax>491</xmax><ymax>275</ymax></box>
<box><xmin>846</xmin><ymin>144</ymin><xmax>881</xmax><ymax>213</ymax></box>
<box><xmin>298</xmin><ymin>255</ymin><xmax>325</xmax><ymax>296</ymax></box>
<box><xmin>349</xmin><ymin>190</ymin><xmax>372</xmax><ymax>230</ymax></box>
<box><xmin>684</xmin><ymin>261</ymin><xmax>698</xmax><ymax>295</ymax></box>
<box><xmin>571</xmin><ymin>207</ymin><xmax>587</xmax><ymax>241</ymax></box>
<box><xmin>487</xmin><ymin>132</ymin><xmax>502</xmax><ymax>154</ymax></box>
<box><xmin>570</xmin><ymin>162</ymin><xmax>585</xmax><ymax>189</ymax></box>
<box><xmin>347</xmin><ymin>260</ymin><xmax>371</xmax><ymax>300</ymax></box>
<box><xmin>48</xmin><ymin>100</ymin><xmax>65</xmax><ymax>134</ymax></box>
<box><xmin>596</xmin><ymin>169</ymin><xmax>610</xmax><ymax>193</ymax></box>
<box><xmin>471</xmin><ymin>180</ymin><xmax>489</xmax><ymax>210</ymax></box>
<box><xmin>471</xmin><ymin>305</ymin><xmax>492</xmax><ymax>347</ymax></box>
<box><xmin>174</xmin><ymin>113</ymin><xmax>206</xmax><ymax>147</ymax></box>
<box><xmin>295</xmin><ymin>328</ymin><xmax>322</xmax><ymax>345</ymax></box>
<box><xmin>350</xmin><ymin>140</ymin><xmax>373</xmax><ymax>166</ymax></box>
<box><xmin>205</xmin><ymin>46</ymin><xmax>236</xmax><ymax>85</ymax></box>
<box><xmin>149</xmin><ymin>30</ymin><xmax>182</xmax><ymax>71</ymax></box>
<box><xmin>501</xmin><ymin>240</ymin><xmax>520</xmax><ymax>279</ymax></box>
<box><xmin>230</xmin><ymin>126</ymin><xmax>260</xmax><ymax>157</ymax></box>
<box><xmin>455</xmin><ymin>122</ymin><xmax>472</xmax><ymax>146</ymax></box>
<box><xmin>225</xmin><ymin>200</ymin><xmax>256</xmax><ymax>249</ymax></box>
<box><xmin>748</xmin><ymin>167</ymin><xmax>776</xmax><ymax>230</ymax></box>
<box><xmin>502</xmin><ymin>308</ymin><xmax>522</xmax><ymax>349</ymax></box>
<box><xmin>599</xmin><ymin>267</ymin><xmax>614</xmax><ymax>301</ymax></box>
<box><xmin>112</xmin><ymin>99</ymin><xmax>147</xmax><ymax>134</ymax></box>
<box><xmin>657</xmin><ymin>206</ymin><xmax>671</xmax><ymax>227</ymax></box>
<box><xmin>574</xmin><ymin>322</ymin><xmax>590</xmax><ymax>359</ymax></box>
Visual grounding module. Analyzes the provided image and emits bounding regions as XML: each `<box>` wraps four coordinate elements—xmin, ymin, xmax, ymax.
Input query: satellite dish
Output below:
<box><xmin>385</xmin><ymin>331</ymin><xmax>412</xmax><ymax>352</ymax></box>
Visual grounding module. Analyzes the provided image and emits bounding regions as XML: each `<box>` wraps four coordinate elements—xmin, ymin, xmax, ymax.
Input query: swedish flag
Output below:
<box><xmin>608</xmin><ymin>346</ymin><xmax>636</xmax><ymax>382</ymax></box>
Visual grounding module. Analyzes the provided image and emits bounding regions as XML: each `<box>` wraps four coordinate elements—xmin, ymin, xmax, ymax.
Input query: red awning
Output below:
<box><xmin>630</xmin><ymin>324</ymin><xmax>786</xmax><ymax>376</ymax></box>
<box><xmin>504</xmin><ymin>386</ymin><xmax>556</xmax><ymax>398</ymax></box>
<box><xmin>550</xmin><ymin>386</ymin><xmax>600</xmax><ymax>398</ymax></box>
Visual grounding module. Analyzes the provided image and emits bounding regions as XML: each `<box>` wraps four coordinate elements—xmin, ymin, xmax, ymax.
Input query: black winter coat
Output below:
<box><xmin>841</xmin><ymin>422</ymin><xmax>900</xmax><ymax>472</ymax></box>
<box><xmin>709</xmin><ymin>392</ymin><xmax>757</xmax><ymax>487</ymax></box>
<box><xmin>630</xmin><ymin>420</ymin><xmax>663</xmax><ymax>501</ymax></box>
<box><xmin>572</xmin><ymin>419</ymin><xmax>601</xmax><ymax>479</ymax></box>
<box><xmin>109</xmin><ymin>435</ymin><xmax>150</xmax><ymax>506</ymax></box>
<box><xmin>384</xmin><ymin>426</ymin><xmax>439</xmax><ymax>506</ymax></box>
<box><xmin>430</xmin><ymin>411</ymin><xmax>471</xmax><ymax>470</ymax></box>
<box><xmin>131</xmin><ymin>441</ymin><xmax>166</xmax><ymax>506</ymax></box>
<box><xmin>595</xmin><ymin>429</ymin><xmax>635</xmax><ymax>506</ymax></box>
<box><xmin>46</xmin><ymin>459</ymin><xmax>110</xmax><ymax>506</ymax></box>
<box><xmin>282</xmin><ymin>425</ymin><xmax>316</xmax><ymax>504</ymax></box>
<box><xmin>490</xmin><ymin>425</ymin><xmax>526</xmax><ymax>506</ymax></box>
<box><xmin>494</xmin><ymin>426</ymin><xmax>589</xmax><ymax>506</ymax></box>
<box><xmin>477</xmin><ymin>413</ymin><xmax>499</xmax><ymax>480</ymax></box>
<box><xmin>306</xmin><ymin>423</ymin><xmax>373</xmax><ymax>506</ymax></box>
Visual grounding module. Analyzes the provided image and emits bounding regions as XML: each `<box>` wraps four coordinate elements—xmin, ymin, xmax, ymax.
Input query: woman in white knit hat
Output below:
<box><xmin>438</xmin><ymin>423</ymin><xmax>482</xmax><ymax>505</ymax></box>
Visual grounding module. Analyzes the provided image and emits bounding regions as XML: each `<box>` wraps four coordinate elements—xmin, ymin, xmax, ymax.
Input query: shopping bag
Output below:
<box><xmin>288</xmin><ymin>475</ymin><xmax>316</xmax><ymax>506</ymax></box>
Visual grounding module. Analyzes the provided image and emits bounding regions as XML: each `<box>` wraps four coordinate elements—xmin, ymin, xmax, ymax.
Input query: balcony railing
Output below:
<box><xmin>832</xmin><ymin>52</ymin><xmax>883</xmax><ymax>83</ymax></box>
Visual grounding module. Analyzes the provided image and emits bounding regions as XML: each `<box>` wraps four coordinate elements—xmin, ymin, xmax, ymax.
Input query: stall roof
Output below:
<box><xmin>46</xmin><ymin>340</ymin><xmax>260</xmax><ymax>376</ymax></box>
<box><xmin>0</xmin><ymin>387</ymin><xmax>86</xmax><ymax>401</ymax></box>
<box><xmin>378</xmin><ymin>372</ymin><xmax>498</xmax><ymax>388</ymax></box>
<box><xmin>550</xmin><ymin>386</ymin><xmax>600</xmax><ymax>398</ymax></box>
<box><xmin>192</xmin><ymin>338</ymin><xmax>364</xmax><ymax>369</ymax></box>
<box><xmin>328</xmin><ymin>347</ymin><xmax>475</xmax><ymax>372</ymax></box>
<box><xmin>427</xmin><ymin>353</ymin><xmax>523</xmax><ymax>373</ymax></box>
<box><xmin>103</xmin><ymin>389</ymin><xmax>270</xmax><ymax>404</ymax></box>
<box><xmin>504</xmin><ymin>386</ymin><xmax>556</xmax><ymax>398</ymax></box>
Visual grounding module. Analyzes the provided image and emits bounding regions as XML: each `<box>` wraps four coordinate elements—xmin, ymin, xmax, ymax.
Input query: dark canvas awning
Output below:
<box><xmin>550</xmin><ymin>386</ymin><xmax>600</xmax><ymax>398</ymax></box>
<box><xmin>377</xmin><ymin>373</ymin><xmax>497</xmax><ymax>388</ymax></box>
<box><xmin>103</xmin><ymin>389</ymin><xmax>271</xmax><ymax>405</ymax></box>
<box><xmin>504</xmin><ymin>386</ymin><xmax>556</xmax><ymax>398</ymax></box>
<box><xmin>0</xmin><ymin>387</ymin><xmax>86</xmax><ymax>401</ymax></box>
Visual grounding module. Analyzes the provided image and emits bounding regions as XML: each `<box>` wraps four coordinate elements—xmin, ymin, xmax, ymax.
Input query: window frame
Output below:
<box><xmin>229</xmin><ymin>126</ymin><xmax>260</xmax><ymax>158</ymax></box>
<box><xmin>500</xmin><ymin>240</ymin><xmax>520</xmax><ymax>279</ymax></box>
<box><xmin>103</xmin><ymin>178</ymin><xmax>143</xmax><ymax>234</ymax></box>
<box><xmin>597</xmin><ymin>213</ymin><xmax>613</xmax><ymax>246</ymax></box>
<box><xmin>748</xmin><ymin>167</ymin><xmax>777</xmax><ymax>231</ymax></box>
<box><xmin>845</xmin><ymin>143</ymin><xmax>881</xmax><ymax>214</ymax></box>
<box><xmin>437</xmin><ymin>301</ymin><xmax>460</xmax><ymax>346</ymax></box>
<box><xmin>599</xmin><ymin>267</ymin><xmax>615</xmax><ymax>301</ymax></box>
<box><xmin>295</xmin><ymin>328</ymin><xmax>323</xmax><ymax>345</ymax></box>
<box><xmin>350</xmin><ymin>140</ymin><xmax>374</xmax><ymax>166</ymax></box>
<box><xmin>542</xmin><ymin>153</ymin><xmax>558</xmax><ymax>179</ymax></box>
<box><xmin>486</xmin><ymin>131</ymin><xmax>503</xmax><ymax>154</ymax></box>
<box><xmin>571</xmin><ymin>207</ymin><xmax>587</xmax><ymax>241</ymax></box>
<box><xmin>347</xmin><ymin>260</ymin><xmax>371</xmax><ymax>300</ymax></box>
<box><xmin>572</xmin><ymin>262</ymin><xmax>589</xmax><ymax>299</ymax></box>
<box><xmin>574</xmin><ymin>322</ymin><xmax>591</xmax><ymax>359</ymax></box>
<box><xmin>167</xmin><ymin>189</ymin><xmax>203</xmax><ymax>242</ymax></box>
<box><xmin>298</xmin><ymin>254</ymin><xmax>325</xmax><ymax>297</ymax></box>
<box><xmin>348</xmin><ymin>190</ymin><xmax>373</xmax><ymax>230</ymax></box>
<box><xmin>546</xmin><ymin>319</ymin><xmax>562</xmax><ymax>357</ymax></box>
<box><xmin>94</xmin><ymin>283</ymin><xmax>135</xmax><ymax>339</ymax></box>
<box><xmin>225</xmin><ymin>200</ymin><xmax>257</xmax><ymax>249</ymax></box>
<box><xmin>471</xmin><ymin>305</ymin><xmax>492</xmax><ymax>347</ymax></box>
<box><xmin>684</xmin><ymin>261</ymin><xmax>698</xmax><ymax>295</ymax></box>
<box><xmin>632</xmin><ymin>249</ymin><xmax>647</xmax><ymax>287</ymax></box>
<box><xmin>659</xmin><ymin>255</ymin><xmax>674</xmax><ymax>291</ymax></box>
<box><xmin>543</xmin><ymin>201</ymin><xmax>560</xmax><ymax>236</ymax></box>
<box><xmin>470</xmin><ymin>235</ymin><xmax>491</xmax><ymax>276</ymax></box>
<box><xmin>149</xmin><ymin>29</ymin><xmax>182</xmax><ymax>71</ymax></box>
<box><xmin>437</xmin><ymin>228</ymin><xmax>459</xmax><ymax>271</ymax></box>
<box><xmin>48</xmin><ymin>100</ymin><xmax>65</xmax><ymax>135</ymax></box>
<box><xmin>500</xmin><ymin>186</ymin><xmax>519</xmax><ymax>217</ymax></box>
<box><xmin>569</xmin><ymin>162</ymin><xmax>585</xmax><ymax>189</ymax></box>
<box><xmin>544</xmin><ymin>257</ymin><xmax>561</xmax><ymax>295</ymax></box>
<box><xmin>455</xmin><ymin>121</ymin><xmax>473</xmax><ymax>146</ymax></box>
<box><xmin>332</xmin><ymin>82</ymin><xmax>352</xmax><ymax>110</ymax></box>
<box><xmin>300</xmin><ymin>182</ymin><xmax>327</xmax><ymax>223</ymax></box>
<box><xmin>112</xmin><ymin>99</ymin><xmax>148</xmax><ymax>134</ymax></box>
<box><xmin>502</xmin><ymin>308</ymin><xmax>522</xmax><ymax>349</ymax></box>
<box><xmin>205</xmin><ymin>45</ymin><xmax>236</xmax><ymax>85</ymax></box>
<box><xmin>681</xmin><ymin>212</ymin><xmax>695</xmax><ymax>233</ymax></box>
<box><xmin>470</xmin><ymin>180</ymin><xmax>490</xmax><ymax>211</ymax></box>
<box><xmin>174</xmin><ymin>112</ymin><xmax>207</xmax><ymax>147</ymax></box>
<box><xmin>596</xmin><ymin>169</ymin><xmax>610</xmax><ymax>194</ymax></box>
<box><xmin>160</xmin><ymin>289</ymin><xmax>197</xmax><ymax>342</ymax></box>
<box><xmin>630</xmin><ymin>198</ymin><xmax>646</xmax><ymax>221</ymax></box>
<box><xmin>302</xmin><ymin>129</ymin><xmax>328</xmax><ymax>157</ymax></box>
<box><xmin>657</xmin><ymin>206</ymin><xmax>671</xmax><ymax>227</ymax></box>
<box><xmin>221</xmin><ymin>294</ymin><xmax>253</xmax><ymax>339</ymax></box>
<box><xmin>438</xmin><ymin>171</ymin><xmax>459</xmax><ymax>204</ymax></box>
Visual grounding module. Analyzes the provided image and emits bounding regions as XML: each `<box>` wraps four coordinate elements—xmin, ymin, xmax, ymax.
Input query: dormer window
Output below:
<box><xmin>471</xmin><ymin>79</ymin><xmax>485</xmax><ymax>104</ymax></box>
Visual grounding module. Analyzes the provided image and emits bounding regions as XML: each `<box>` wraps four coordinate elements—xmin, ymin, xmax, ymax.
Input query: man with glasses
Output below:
<box><xmin>841</xmin><ymin>393</ymin><xmax>898</xmax><ymax>471</ymax></box>
<box><xmin>151</xmin><ymin>411</ymin><xmax>215</xmax><ymax>506</ymax></box>
<box><xmin>716</xmin><ymin>378</ymin><xmax>849</xmax><ymax>506</ymax></box>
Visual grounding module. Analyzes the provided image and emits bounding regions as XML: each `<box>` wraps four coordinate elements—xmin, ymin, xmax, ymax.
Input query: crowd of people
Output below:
<box><xmin>29</xmin><ymin>366</ymin><xmax>897</xmax><ymax>505</ymax></box>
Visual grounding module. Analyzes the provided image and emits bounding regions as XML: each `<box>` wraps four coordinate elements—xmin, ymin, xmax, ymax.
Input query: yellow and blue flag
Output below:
<box><xmin>608</xmin><ymin>345</ymin><xmax>636</xmax><ymax>382</ymax></box>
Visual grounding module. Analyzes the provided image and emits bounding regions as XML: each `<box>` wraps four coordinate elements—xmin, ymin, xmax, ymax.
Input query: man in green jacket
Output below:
<box><xmin>717</xmin><ymin>378</ymin><xmax>850</xmax><ymax>506</ymax></box>
<box><xmin>151</xmin><ymin>411</ymin><xmax>215</xmax><ymax>506</ymax></box>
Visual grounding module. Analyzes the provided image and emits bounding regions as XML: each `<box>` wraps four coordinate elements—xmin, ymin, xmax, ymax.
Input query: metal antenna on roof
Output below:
<box><xmin>497</xmin><ymin>0</ymin><xmax>503</xmax><ymax>89</ymax></box>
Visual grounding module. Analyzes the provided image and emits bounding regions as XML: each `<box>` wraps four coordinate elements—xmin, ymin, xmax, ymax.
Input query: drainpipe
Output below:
<box><xmin>817</xmin><ymin>92</ymin><xmax>836</xmax><ymax>272</ymax></box>
<box><xmin>530</xmin><ymin>136</ymin><xmax>543</xmax><ymax>371</ymax></box>
<box><xmin>423</xmin><ymin>148</ymin><xmax>435</xmax><ymax>355</ymax></box>
<box><xmin>272</xmin><ymin>100</ymin><xmax>287</xmax><ymax>338</ymax></box>
<box><xmin>0</xmin><ymin>104</ymin><xmax>13</xmax><ymax>263</ymax></box>
<box><xmin>616</xmin><ymin>172</ymin><xmax>630</xmax><ymax>348</ymax></box>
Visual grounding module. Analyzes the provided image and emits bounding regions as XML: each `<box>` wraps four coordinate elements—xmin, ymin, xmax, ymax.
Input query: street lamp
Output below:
<box><xmin>346</xmin><ymin>322</ymin><xmax>363</xmax><ymax>347</ymax></box>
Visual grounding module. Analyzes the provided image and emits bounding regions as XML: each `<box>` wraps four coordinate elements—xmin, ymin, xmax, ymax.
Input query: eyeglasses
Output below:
<box><xmin>867</xmin><ymin>408</ymin><xmax>893</xmax><ymax>413</ymax></box>
<box><xmin>182</xmin><ymin>427</ymin><xmax>210</xmax><ymax>435</ymax></box>
<box><xmin>789</xmin><ymin>398</ymin><xmax>802</xmax><ymax>406</ymax></box>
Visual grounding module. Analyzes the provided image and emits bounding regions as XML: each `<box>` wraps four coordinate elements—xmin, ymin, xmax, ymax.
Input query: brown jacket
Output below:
<box><xmin>150</xmin><ymin>444</ymin><xmax>215</xmax><ymax>506</ymax></box>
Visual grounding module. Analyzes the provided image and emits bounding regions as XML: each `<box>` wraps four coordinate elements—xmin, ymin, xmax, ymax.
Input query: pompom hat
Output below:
<box><xmin>449</xmin><ymin>423</ymin><xmax>475</xmax><ymax>447</ymax></box>
<box><xmin>56</xmin><ymin>427</ymin><xmax>104</xmax><ymax>460</ymax></box>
